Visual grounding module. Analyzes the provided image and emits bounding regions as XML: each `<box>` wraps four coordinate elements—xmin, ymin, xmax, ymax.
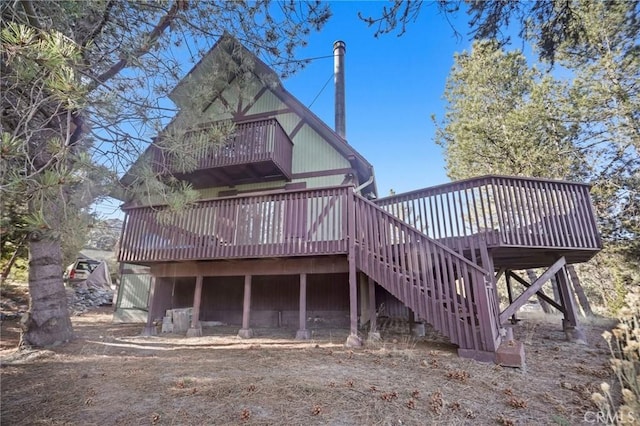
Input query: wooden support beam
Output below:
<box><xmin>499</xmin><ymin>257</ymin><xmax>566</xmax><ymax>324</ymax></box>
<box><xmin>368</xmin><ymin>276</ymin><xmax>377</xmax><ymax>334</ymax></box>
<box><xmin>505</xmin><ymin>270</ymin><xmax>518</xmax><ymax>324</ymax></box>
<box><xmin>556</xmin><ymin>267</ymin><xmax>578</xmax><ymax>328</ymax></box>
<box><xmin>345</xmin><ymin>193</ymin><xmax>361</xmax><ymax>347</ymax></box>
<box><xmin>295</xmin><ymin>273</ymin><xmax>310</xmax><ymax>340</ymax></box>
<box><xmin>141</xmin><ymin>275</ymin><xmax>157</xmax><ymax>336</ymax></box>
<box><xmin>348</xmin><ymin>249</ymin><xmax>358</xmax><ymax>336</ymax></box>
<box><xmin>238</xmin><ymin>275</ymin><xmax>253</xmax><ymax>338</ymax></box>
<box><xmin>187</xmin><ymin>275</ymin><xmax>203</xmax><ymax>337</ymax></box>
<box><xmin>408</xmin><ymin>310</ymin><xmax>415</xmax><ymax>335</ymax></box>
<box><xmin>508</xmin><ymin>272</ymin><xmax>564</xmax><ymax>312</ymax></box>
<box><xmin>151</xmin><ymin>256</ymin><xmax>348</xmax><ymax>278</ymax></box>
<box><xmin>358</xmin><ymin>274</ymin><xmax>370</xmax><ymax>326</ymax></box>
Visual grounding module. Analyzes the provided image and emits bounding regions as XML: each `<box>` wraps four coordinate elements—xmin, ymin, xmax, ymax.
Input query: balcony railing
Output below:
<box><xmin>119</xmin><ymin>177</ymin><xmax>602</xmax><ymax>265</ymax></box>
<box><xmin>375</xmin><ymin>175</ymin><xmax>602</xmax><ymax>252</ymax></box>
<box><xmin>119</xmin><ymin>186</ymin><xmax>350</xmax><ymax>263</ymax></box>
<box><xmin>151</xmin><ymin>118</ymin><xmax>293</xmax><ymax>186</ymax></box>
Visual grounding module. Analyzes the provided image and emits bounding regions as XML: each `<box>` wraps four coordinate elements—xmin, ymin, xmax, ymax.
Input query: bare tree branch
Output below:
<box><xmin>89</xmin><ymin>0</ymin><xmax>184</xmax><ymax>90</ymax></box>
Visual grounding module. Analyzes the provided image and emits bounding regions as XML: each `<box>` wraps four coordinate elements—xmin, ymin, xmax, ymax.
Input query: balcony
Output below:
<box><xmin>375</xmin><ymin>175</ymin><xmax>602</xmax><ymax>269</ymax></box>
<box><xmin>119</xmin><ymin>186</ymin><xmax>350</xmax><ymax>264</ymax></box>
<box><xmin>151</xmin><ymin>118</ymin><xmax>293</xmax><ymax>188</ymax></box>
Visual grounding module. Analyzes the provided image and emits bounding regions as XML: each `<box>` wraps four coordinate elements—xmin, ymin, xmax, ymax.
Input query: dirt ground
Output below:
<box><xmin>0</xmin><ymin>304</ymin><xmax>617</xmax><ymax>426</ymax></box>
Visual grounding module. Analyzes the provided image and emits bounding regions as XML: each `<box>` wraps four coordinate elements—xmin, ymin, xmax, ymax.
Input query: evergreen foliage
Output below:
<box><xmin>0</xmin><ymin>0</ymin><xmax>331</xmax><ymax>346</ymax></box>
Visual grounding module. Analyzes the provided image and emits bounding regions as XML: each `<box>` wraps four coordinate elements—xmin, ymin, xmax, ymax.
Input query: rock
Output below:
<box><xmin>66</xmin><ymin>285</ymin><xmax>114</xmax><ymax>315</ymax></box>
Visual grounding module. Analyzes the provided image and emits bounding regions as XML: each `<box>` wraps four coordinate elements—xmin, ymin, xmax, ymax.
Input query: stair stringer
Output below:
<box><xmin>352</xmin><ymin>194</ymin><xmax>502</xmax><ymax>355</ymax></box>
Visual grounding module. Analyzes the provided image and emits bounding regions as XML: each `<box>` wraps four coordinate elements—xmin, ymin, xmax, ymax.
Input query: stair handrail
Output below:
<box><xmin>354</xmin><ymin>192</ymin><xmax>490</xmax><ymax>275</ymax></box>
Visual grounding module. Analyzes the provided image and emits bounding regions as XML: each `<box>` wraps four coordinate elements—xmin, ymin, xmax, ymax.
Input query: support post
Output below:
<box><xmin>408</xmin><ymin>309</ymin><xmax>415</xmax><ymax>334</ymax></box>
<box><xmin>359</xmin><ymin>273</ymin><xmax>370</xmax><ymax>326</ymax></box>
<box><xmin>505</xmin><ymin>270</ymin><xmax>518</xmax><ymax>324</ymax></box>
<box><xmin>567</xmin><ymin>265</ymin><xmax>593</xmax><ymax>316</ymax></box>
<box><xmin>238</xmin><ymin>275</ymin><xmax>253</xmax><ymax>338</ymax></box>
<box><xmin>141</xmin><ymin>275</ymin><xmax>157</xmax><ymax>336</ymax></box>
<box><xmin>296</xmin><ymin>273</ymin><xmax>310</xmax><ymax>340</ymax></box>
<box><xmin>551</xmin><ymin>276</ymin><xmax>562</xmax><ymax>307</ymax></box>
<box><xmin>186</xmin><ymin>275</ymin><xmax>203</xmax><ymax>337</ymax></box>
<box><xmin>368</xmin><ymin>276</ymin><xmax>380</xmax><ymax>341</ymax></box>
<box><xmin>345</xmin><ymin>192</ymin><xmax>361</xmax><ymax>347</ymax></box>
<box><xmin>556</xmin><ymin>266</ymin><xmax>586</xmax><ymax>344</ymax></box>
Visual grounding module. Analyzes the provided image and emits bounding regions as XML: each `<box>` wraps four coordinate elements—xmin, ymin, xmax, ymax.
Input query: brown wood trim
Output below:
<box><xmin>240</xmin><ymin>86</ymin><xmax>268</xmax><ymax>116</ymax></box>
<box><xmin>285</xmin><ymin>182</ymin><xmax>307</xmax><ymax>190</ymax></box>
<box><xmin>289</xmin><ymin>119</ymin><xmax>306</xmax><ymax>140</ymax></box>
<box><xmin>291</xmin><ymin>168</ymin><xmax>354</xmax><ymax>180</ymax></box>
<box><xmin>122</xmin><ymin>268</ymin><xmax>151</xmax><ymax>275</ymax></box>
<box><xmin>217</xmin><ymin>182</ymin><xmax>306</xmax><ymax>198</ymax></box>
<box><xmin>236</xmin><ymin>108</ymin><xmax>292</xmax><ymax>122</ymax></box>
<box><xmin>150</xmin><ymin>255</ymin><xmax>349</xmax><ymax>277</ymax></box>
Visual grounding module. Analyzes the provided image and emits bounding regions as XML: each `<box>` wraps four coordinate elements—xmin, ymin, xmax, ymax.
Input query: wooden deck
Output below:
<box><xmin>119</xmin><ymin>186</ymin><xmax>350</xmax><ymax>264</ymax></box>
<box><xmin>118</xmin><ymin>176</ymin><xmax>600</xmax><ymax>359</ymax></box>
<box><xmin>375</xmin><ymin>175</ymin><xmax>601</xmax><ymax>269</ymax></box>
<box><xmin>149</xmin><ymin>118</ymin><xmax>293</xmax><ymax>188</ymax></box>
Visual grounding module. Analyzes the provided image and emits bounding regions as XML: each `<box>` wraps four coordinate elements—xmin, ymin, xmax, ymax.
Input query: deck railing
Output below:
<box><xmin>119</xmin><ymin>186</ymin><xmax>350</xmax><ymax>263</ymax></box>
<box><xmin>151</xmin><ymin>118</ymin><xmax>293</xmax><ymax>177</ymax></box>
<box><xmin>375</xmin><ymin>175</ymin><xmax>601</xmax><ymax>251</ymax></box>
<box><xmin>353</xmin><ymin>194</ymin><xmax>501</xmax><ymax>353</ymax></box>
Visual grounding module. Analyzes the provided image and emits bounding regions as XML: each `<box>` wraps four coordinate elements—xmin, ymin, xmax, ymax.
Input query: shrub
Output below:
<box><xmin>592</xmin><ymin>288</ymin><xmax>640</xmax><ymax>424</ymax></box>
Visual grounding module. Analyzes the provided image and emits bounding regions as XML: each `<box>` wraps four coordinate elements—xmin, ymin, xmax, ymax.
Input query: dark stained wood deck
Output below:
<box><xmin>150</xmin><ymin>118</ymin><xmax>293</xmax><ymax>188</ymax></box>
<box><xmin>118</xmin><ymin>176</ymin><xmax>601</xmax><ymax>358</ymax></box>
<box><xmin>119</xmin><ymin>186</ymin><xmax>350</xmax><ymax>264</ymax></box>
<box><xmin>376</xmin><ymin>175</ymin><xmax>601</xmax><ymax>270</ymax></box>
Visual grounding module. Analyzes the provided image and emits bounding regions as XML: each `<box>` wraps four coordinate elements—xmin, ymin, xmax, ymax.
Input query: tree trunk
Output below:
<box><xmin>21</xmin><ymin>236</ymin><xmax>74</xmax><ymax>347</ymax></box>
<box><xmin>526</xmin><ymin>269</ymin><xmax>552</xmax><ymax>314</ymax></box>
<box><xmin>567</xmin><ymin>265</ymin><xmax>593</xmax><ymax>316</ymax></box>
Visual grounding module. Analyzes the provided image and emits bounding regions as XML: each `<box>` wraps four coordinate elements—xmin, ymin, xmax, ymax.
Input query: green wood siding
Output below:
<box><xmin>246</xmin><ymin>89</ymin><xmax>288</xmax><ymax>115</ymax></box>
<box><xmin>291</xmin><ymin>124</ymin><xmax>350</xmax><ymax>173</ymax></box>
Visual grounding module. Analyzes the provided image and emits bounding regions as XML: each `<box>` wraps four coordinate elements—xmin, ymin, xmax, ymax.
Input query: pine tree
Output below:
<box><xmin>0</xmin><ymin>1</ymin><xmax>331</xmax><ymax>346</ymax></box>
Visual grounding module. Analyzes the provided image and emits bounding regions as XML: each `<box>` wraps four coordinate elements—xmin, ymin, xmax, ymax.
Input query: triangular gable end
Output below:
<box><xmin>121</xmin><ymin>34</ymin><xmax>377</xmax><ymax>198</ymax></box>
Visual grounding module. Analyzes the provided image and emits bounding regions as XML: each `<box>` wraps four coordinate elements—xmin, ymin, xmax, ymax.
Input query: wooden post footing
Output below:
<box><xmin>186</xmin><ymin>326</ymin><xmax>202</xmax><ymax>337</ymax></box>
<box><xmin>345</xmin><ymin>334</ymin><xmax>362</xmax><ymax>347</ymax></box>
<box><xmin>238</xmin><ymin>328</ymin><xmax>254</xmax><ymax>339</ymax></box>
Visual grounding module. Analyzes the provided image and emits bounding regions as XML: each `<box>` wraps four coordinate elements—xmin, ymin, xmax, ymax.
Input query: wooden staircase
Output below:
<box><xmin>352</xmin><ymin>194</ymin><xmax>502</xmax><ymax>357</ymax></box>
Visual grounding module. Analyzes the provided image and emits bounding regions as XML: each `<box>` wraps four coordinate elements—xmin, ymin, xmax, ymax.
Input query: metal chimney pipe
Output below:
<box><xmin>333</xmin><ymin>40</ymin><xmax>346</xmax><ymax>139</ymax></box>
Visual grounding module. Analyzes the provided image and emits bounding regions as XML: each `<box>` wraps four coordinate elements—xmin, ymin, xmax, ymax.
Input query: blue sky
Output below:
<box><xmin>93</xmin><ymin>1</ymin><xmax>474</xmax><ymax>219</ymax></box>
<box><xmin>284</xmin><ymin>1</ymin><xmax>472</xmax><ymax>197</ymax></box>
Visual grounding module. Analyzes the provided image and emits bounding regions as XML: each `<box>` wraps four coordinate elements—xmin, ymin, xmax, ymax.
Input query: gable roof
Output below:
<box><xmin>121</xmin><ymin>34</ymin><xmax>376</xmax><ymax>196</ymax></box>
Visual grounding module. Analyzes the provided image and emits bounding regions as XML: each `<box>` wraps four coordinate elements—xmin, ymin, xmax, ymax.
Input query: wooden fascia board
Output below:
<box><xmin>150</xmin><ymin>256</ymin><xmax>349</xmax><ymax>277</ymax></box>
